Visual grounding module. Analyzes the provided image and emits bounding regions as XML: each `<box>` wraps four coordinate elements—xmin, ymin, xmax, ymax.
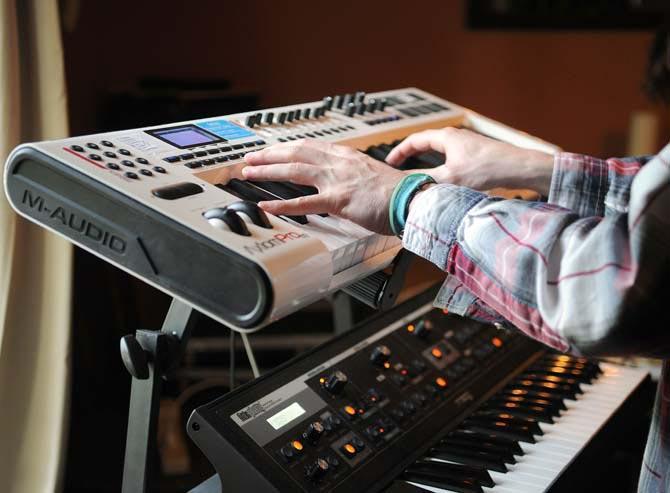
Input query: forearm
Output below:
<box><xmin>548</xmin><ymin>153</ymin><xmax>650</xmax><ymax>218</ymax></box>
<box><xmin>403</xmin><ymin>149</ymin><xmax>670</xmax><ymax>357</ymax></box>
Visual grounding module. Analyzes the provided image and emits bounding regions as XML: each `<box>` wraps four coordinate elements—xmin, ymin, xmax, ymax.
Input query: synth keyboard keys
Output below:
<box><xmin>248</xmin><ymin>181</ymin><xmax>329</xmax><ymax>217</ymax></box>
<box><xmin>217</xmin><ymin>179</ymin><xmax>309</xmax><ymax>225</ymax></box>
<box><xmin>447</xmin><ymin>431</ymin><xmax>524</xmax><ymax>456</ymax></box>
<box><xmin>481</xmin><ymin>402</ymin><xmax>555</xmax><ymax>424</ymax></box>
<box><xmin>398</xmin><ymin>360</ymin><xmax>647</xmax><ymax>493</ymax></box>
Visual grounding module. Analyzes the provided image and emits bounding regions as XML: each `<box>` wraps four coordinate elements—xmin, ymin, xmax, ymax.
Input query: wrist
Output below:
<box><xmin>388</xmin><ymin>174</ymin><xmax>437</xmax><ymax>236</ymax></box>
<box><xmin>513</xmin><ymin>150</ymin><xmax>555</xmax><ymax>196</ymax></box>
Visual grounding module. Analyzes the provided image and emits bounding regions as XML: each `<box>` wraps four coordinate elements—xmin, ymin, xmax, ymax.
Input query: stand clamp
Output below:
<box><xmin>119</xmin><ymin>298</ymin><xmax>199</xmax><ymax>493</ymax></box>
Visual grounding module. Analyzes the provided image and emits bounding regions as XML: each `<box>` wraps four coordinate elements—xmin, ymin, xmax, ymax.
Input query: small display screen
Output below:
<box><xmin>266</xmin><ymin>402</ymin><xmax>306</xmax><ymax>431</ymax></box>
<box><xmin>147</xmin><ymin>125</ymin><xmax>220</xmax><ymax>149</ymax></box>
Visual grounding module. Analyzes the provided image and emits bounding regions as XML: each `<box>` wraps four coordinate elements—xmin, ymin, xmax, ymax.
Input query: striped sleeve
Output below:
<box><xmin>403</xmin><ymin>145</ymin><xmax>670</xmax><ymax>357</ymax></box>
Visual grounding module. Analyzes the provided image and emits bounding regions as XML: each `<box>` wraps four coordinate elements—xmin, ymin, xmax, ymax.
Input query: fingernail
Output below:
<box><xmin>241</xmin><ymin>167</ymin><xmax>254</xmax><ymax>177</ymax></box>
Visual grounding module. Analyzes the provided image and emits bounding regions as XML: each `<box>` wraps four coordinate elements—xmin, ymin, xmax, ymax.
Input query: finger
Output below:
<box><xmin>241</xmin><ymin>162</ymin><xmax>318</xmax><ymax>186</ymax></box>
<box><xmin>245</xmin><ymin>140</ymin><xmax>331</xmax><ymax>166</ymax></box>
<box><xmin>258</xmin><ymin>194</ymin><xmax>331</xmax><ymax>216</ymax></box>
<box><xmin>385</xmin><ymin>129</ymin><xmax>447</xmax><ymax>167</ymax></box>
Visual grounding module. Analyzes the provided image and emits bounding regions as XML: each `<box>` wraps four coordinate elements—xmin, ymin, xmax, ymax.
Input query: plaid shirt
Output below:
<box><xmin>402</xmin><ymin>144</ymin><xmax>670</xmax><ymax>492</ymax></box>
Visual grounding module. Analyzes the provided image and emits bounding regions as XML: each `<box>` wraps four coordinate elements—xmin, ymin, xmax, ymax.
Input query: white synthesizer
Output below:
<box><xmin>3</xmin><ymin>88</ymin><xmax>559</xmax><ymax>331</ymax></box>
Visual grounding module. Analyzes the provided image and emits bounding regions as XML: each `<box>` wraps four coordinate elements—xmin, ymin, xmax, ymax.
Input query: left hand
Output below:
<box><xmin>242</xmin><ymin>140</ymin><xmax>405</xmax><ymax>234</ymax></box>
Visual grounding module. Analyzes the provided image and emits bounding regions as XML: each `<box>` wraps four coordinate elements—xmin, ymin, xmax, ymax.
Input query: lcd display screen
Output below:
<box><xmin>266</xmin><ymin>402</ymin><xmax>306</xmax><ymax>431</ymax></box>
<box><xmin>147</xmin><ymin>125</ymin><xmax>220</xmax><ymax>148</ymax></box>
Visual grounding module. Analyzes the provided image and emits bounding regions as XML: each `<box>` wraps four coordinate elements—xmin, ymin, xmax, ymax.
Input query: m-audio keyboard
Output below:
<box><xmin>3</xmin><ymin>88</ymin><xmax>558</xmax><ymax>330</ymax></box>
<box><xmin>186</xmin><ymin>288</ymin><xmax>650</xmax><ymax>493</ymax></box>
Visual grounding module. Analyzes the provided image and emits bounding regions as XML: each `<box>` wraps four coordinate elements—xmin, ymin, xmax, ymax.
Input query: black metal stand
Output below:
<box><xmin>116</xmin><ymin>255</ymin><xmax>412</xmax><ymax>492</ymax></box>
<box><xmin>119</xmin><ymin>298</ymin><xmax>200</xmax><ymax>493</ymax></box>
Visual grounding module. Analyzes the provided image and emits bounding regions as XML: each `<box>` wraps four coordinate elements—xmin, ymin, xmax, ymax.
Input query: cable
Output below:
<box><xmin>241</xmin><ymin>332</ymin><xmax>260</xmax><ymax>378</ymax></box>
<box><xmin>229</xmin><ymin>329</ymin><xmax>236</xmax><ymax>391</ymax></box>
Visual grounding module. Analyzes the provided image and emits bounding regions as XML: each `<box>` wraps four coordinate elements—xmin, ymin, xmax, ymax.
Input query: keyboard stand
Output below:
<box><xmin>117</xmin><ymin>254</ymin><xmax>413</xmax><ymax>492</ymax></box>
<box><xmin>119</xmin><ymin>298</ymin><xmax>200</xmax><ymax>493</ymax></box>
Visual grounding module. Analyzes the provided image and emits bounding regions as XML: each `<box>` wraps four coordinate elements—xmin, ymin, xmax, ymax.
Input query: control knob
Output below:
<box><xmin>413</xmin><ymin>319</ymin><xmax>433</xmax><ymax>338</ymax></box>
<box><xmin>370</xmin><ymin>345</ymin><xmax>391</xmax><ymax>367</ymax></box>
<box><xmin>323</xmin><ymin>370</ymin><xmax>348</xmax><ymax>394</ymax></box>
<box><xmin>305</xmin><ymin>458</ymin><xmax>329</xmax><ymax>481</ymax></box>
<box><xmin>302</xmin><ymin>421</ymin><xmax>325</xmax><ymax>444</ymax></box>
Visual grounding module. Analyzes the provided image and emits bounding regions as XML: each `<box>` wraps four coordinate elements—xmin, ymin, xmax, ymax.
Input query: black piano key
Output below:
<box><xmin>415</xmin><ymin>150</ymin><xmax>445</xmax><ymax>167</ymax></box>
<box><xmin>536</xmin><ymin>360</ymin><xmax>600</xmax><ymax>380</ymax></box>
<box><xmin>490</xmin><ymin>395</ymin><xmax>561</xmax><ymax>416</ymax></box>
<box><xmin>511</xmin><ymin>379</ymin><xmax>577</xmax><ymax>400</ymax></box>
<box><xmin>401</xmin><ymin>470</ymin><xmax>483</xmax><ymax>493</ymax></box>
<box><xmin>542</xmin><ymin>354</ymin><xmax>601</xmax><ymax>374</ymax></box>
<box><xmin>384</xmin><ymin>480</ymin><xmax>431</xmax><ymax>493</ymax></box>
<box><xmin>218</xmin><ymin>179</ymin><xmax>309</xmax><ymax>225</ymax></box>
<box><xmin>481</xmin><ymin>403</ymin><xmax>554</xmax><ymax>424</ymax></box>
<box><xmin>463</xmin><ymin>420</ymin><xmax>536</xmax><ymax>444</ymax></box>
<box><xmin>439</xmin><ymin>437</ymin><xmax>517</xmax><ymax>464</ymax></box>
<box><xmin>408</xmin><ymin>460</ymin><xmax>495</xmax><ymax>488</ymax></box>
<box><xmin>248</xmin><ymin>181</ymin><xmax>328</xmax><ymax>217</ymax></box>
<box><xmin>428</xmin><ymin>445</ymin><xmax>508</xmax><ymax>473</ymax></box>
<box><xmin>471</xmin><ymin>412</ymin><xmax>543</xmax><ymax>435</ymax></box>
<box><xmin>285</xmin><ymin>182</ymin><xmax>318</xmax><ymax>196</ymax></box>
<box><xmin>448</xmin><ymin>430</ymin><xmax>523</xmax><ymax>455</ymax></box>
<box><xmin>520</xmin><ymin>372</ymin><xmax>583</xmax><ymax>393</ymax></box>
<box><xmin>398</xmin><ymin>155</ymin><xmax>434</xmax><ymax>171</ymax></box>
<box><xmin>502</xmin><ymin>387</ymin><xmax>567</xmax><ymax>409</ymax></box>
<box><xmin>527</xmin><ymin>365</ymin><xmax>595</xmax><ymax>383</ymax></box>
<box><xmin>365</xmin><ymin>145</ymin><xmax>391</xmax><ymax>161</ymax></box>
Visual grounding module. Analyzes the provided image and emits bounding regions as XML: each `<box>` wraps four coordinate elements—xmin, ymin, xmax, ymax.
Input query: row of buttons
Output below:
<box><xmin>163</xmin><ymin>140</ymin><xmax>266</xmax><ymax>164</ymax></box>
<box><xmin>185</xmin><ymin>149</ymin><xmax>260</xmax><ymax>169</ymax></box>
<box><xmin>365</xmin><ymin>114</ymin><xmax>403</xmax><ymax>126</ymax></box>
<box><xmin>71</xmin><ymin>142</ymin><xmax>133</xmax><ymax>155</ymax></box>
<box><xmin>69</xmin><ymin>143</ymin><xmax>166</xmax><ymax>180</ymax></box>
<box><xmin>398</xmin><ymin>102</ymin><xmax>449</xmax><ymax>117</ymax></box>
<box><xmin>276</xmin><ymin>125</ymin><xmax>355</xmax><ymax>143</ymax></box>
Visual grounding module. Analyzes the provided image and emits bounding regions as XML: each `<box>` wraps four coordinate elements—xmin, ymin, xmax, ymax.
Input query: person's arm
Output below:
<box><xmin>242</xmin><ymin>139</ymin><xmax>670</xmax><ymax>357</ymax></box>
<box><xmin>548</xmin><ymin>152</ymin><xmax>653</xmax><ymax>217</ymax></box>
<box><xmin>403</xmin><ymin>145</ymin><xmax>670</xmax><ymax>357</ymax></box>
<box><xmin>386</xmin><ymin>127</ymin><xmax>654</xmax><ymax>218</ymax></box>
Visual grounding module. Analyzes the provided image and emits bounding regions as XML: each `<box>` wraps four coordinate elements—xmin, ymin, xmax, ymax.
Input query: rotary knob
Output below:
<box><xmin>370</xmin><ymin>345</ymin><xmax>391</xmax><ymax>367</ymax></box>
<box><xmin>323</xmin><ymin>370</ymin><xmax>348</xmax><ymax>394</ymax></box>
<box><xmin>413</xmin><ymin>319</ymin><xmax>433</xmax><ymax>339</ymax></box>
<box><xmin>303</xmin><ymin>421</ymin><xmax>325</xmax><ymax>444</ymax></box>
<box><xmin>305</xmin><ymin>458</ymin><xmax>329</xmax><ymax>482</ymax></box>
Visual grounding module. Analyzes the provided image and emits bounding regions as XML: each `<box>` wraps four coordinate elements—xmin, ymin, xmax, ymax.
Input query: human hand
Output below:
<box><xmin>386</xmin><ymin>127</ymin><xmax>555</xmax><ymax>195</ymax></box>
<box><xmin>242</xmin><ymin>140</ymin><xmax>406</xmax><ymax>234</ymax></box>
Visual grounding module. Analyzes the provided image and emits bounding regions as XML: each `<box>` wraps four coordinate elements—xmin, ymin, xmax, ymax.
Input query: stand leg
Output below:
<box><xmin>121</xmin><ymin>298</ymin><xmax>199</xmax><ymax>493</ymax></box>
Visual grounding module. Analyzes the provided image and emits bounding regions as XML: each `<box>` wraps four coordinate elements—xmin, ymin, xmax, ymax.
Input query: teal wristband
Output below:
<box><xmin>388</xmin><ymin>173</ymin><xmax>436</xmax><ymax>236</ymax></box>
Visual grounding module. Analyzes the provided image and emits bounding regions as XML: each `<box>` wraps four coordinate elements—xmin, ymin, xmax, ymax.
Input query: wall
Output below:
<box><xmin>62</xmin><ymin>0</ymin><xmax>666</xmax><ymax>156</ymax></box>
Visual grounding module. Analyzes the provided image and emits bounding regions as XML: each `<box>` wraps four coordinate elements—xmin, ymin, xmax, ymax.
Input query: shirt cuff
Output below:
<box><xmin>402</xmin><ymin>183</ymin><xmax>486</xmax><ymax>271</ymax></box>
<box><xmin>548</xmin><ymin>152</ymin><xmax>609</xmax><ymax>217</ymax></box>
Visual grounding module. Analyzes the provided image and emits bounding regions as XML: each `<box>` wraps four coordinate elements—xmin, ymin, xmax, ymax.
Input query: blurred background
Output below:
<box><xmin>3</xmin><ymin>0</ymin><xmax>670</xmax><ymax>492</ymax></box>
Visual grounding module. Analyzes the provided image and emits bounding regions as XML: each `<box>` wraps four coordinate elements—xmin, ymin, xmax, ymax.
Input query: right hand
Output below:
<box><xmin>385</xmin><ymin>127</ymin><xmax>555</xmax><ymax>196</ymax></box>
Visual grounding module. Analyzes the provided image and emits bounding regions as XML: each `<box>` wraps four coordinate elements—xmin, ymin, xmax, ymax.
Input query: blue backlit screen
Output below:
<box><xmin>148</xmin><ymin>125</ymin><xmax>221</xmax><ymax>148</ymax></box>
